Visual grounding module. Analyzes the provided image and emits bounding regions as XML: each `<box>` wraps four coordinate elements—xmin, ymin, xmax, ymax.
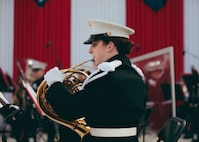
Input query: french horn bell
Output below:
<box><xmin>36</xmin><ymin>60</ymin><xmax>92</xmax><ymax>140</ymax></box>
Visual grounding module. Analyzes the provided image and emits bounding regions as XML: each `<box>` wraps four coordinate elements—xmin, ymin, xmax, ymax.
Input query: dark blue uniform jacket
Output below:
<box><xmin>46</xmin><ymin>54</ymin><xmax>147</xmax><ymax>131</ymax></box>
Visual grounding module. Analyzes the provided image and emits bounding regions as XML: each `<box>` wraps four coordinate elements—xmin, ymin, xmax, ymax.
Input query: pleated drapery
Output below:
<box><xmin>126</xmin><ymin>0</ymin><xmax>183</xmax><ymax>80</ymax></box>
<box><xmin>13</xmin><ymin>0</ymin><xmax>71</xmax><ymax>81</ymax></box>
<box><xmin>126</xmin><ymin>0</ymin><xmax>184</xmax><ymax>129</ymax></box>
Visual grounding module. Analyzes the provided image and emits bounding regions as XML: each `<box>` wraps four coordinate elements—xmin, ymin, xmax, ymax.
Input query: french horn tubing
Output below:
<box><xmin>36</xmin><ymin>59</ymin><xmax>92</xmax><ymax>140</ymax></box>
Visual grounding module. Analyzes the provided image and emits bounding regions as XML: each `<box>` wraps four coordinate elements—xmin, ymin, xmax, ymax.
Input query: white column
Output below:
<box><xmin>0</xmin><ymin>0</ymin><xmax>14</xmax><ymax>77</ymax></box>
<box><xmin>184</xmin><ymin>0</ymin><xmax>199</xmax><ymax>72</ymax></box>
<box><xmin>71</xmin><ymin>0</ymin><xmax>126</xmax><ymax>67</ymax></box>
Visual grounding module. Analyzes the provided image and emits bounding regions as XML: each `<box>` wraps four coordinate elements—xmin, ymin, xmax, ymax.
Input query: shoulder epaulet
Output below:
<box><xmin>131</xmin><ymin>64</ymin><xmax>145</xmax><ymax>81</ymax></box>
<box><xmin>97</xmin><ymin>60</ymin><xmax>122</xmax><ymax>72</ymax></box>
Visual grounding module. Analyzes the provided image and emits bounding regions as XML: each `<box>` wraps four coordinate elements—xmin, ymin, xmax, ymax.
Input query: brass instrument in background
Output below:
<box><xmin>36</xmin><ymin>60</ymin><xmax>92</xmax><ymax>140</ymax></box>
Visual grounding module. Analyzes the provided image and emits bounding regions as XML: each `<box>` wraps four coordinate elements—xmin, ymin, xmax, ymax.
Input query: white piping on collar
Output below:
<box><xmin>81</xmin><ymin>60</ymin><xmax>122</xmax><ymax>89</ymax></box>
<box><xmin>97</xmin><ymin>60</ymin><xmax>122</xmax><ymax>72</ymax></box>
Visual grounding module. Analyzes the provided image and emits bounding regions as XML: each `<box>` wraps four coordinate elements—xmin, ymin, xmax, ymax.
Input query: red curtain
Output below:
<box><xmin>13</xmin><ymin>0</ymin><xmax>71</xmax><ymax>82</ymax></box>
<box><xmin>126</xmin><ymin>0</ymin><xmax>184</xmax><ymax>129</ymax></box>
<box><xmin>126</xmin><ymin>0</ymin><xmax>184</xmax><ymax>81</ymax></box>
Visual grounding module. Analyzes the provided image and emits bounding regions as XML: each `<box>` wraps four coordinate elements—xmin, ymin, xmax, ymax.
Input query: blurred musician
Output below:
<box><xmin>178</xmin><ymin>67</ymin><xmax>199</xmax><ymax>141</ymax></box>
<box><xmin>188</xmin><ymin>67</ymin><xmax>199</xmax><ymax>141</ymax></box>
<box><xmin>0</xmin><ymin>92</ymin><xmax>24</xmax><ymax>142</ymax></box>
<box><xmin>12</xmin><ymin>59</ymin><xmax>56</xmax><ymax>142</ymax></box>
<box><xmin>30</xmin><ymin>59</ymin><xmax>57</xmax><ymax>142</ymax></box>
<box><xmin>29</xmin><ymin>58</ymin><xmax>47</xmax><ymax>91</ymax></box>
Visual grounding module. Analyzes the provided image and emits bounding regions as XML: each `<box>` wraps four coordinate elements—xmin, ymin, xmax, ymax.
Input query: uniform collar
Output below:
<box><xmin>107</xmin><ymin>54</ymin><xmax>132</xmax><ymax>67</ymax></box>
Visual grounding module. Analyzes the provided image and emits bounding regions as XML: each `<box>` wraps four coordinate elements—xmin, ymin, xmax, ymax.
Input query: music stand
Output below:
<box><xmin>160</xmin><ymin>83</ymin><xmax>184</xmax><ymax>101</ymax></box>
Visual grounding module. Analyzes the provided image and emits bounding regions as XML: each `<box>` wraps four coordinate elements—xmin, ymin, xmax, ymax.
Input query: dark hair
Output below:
<box><xmin>101</xmin><ymin>37</ymin><xmax>134</xmax><ymax>55</ymax></box>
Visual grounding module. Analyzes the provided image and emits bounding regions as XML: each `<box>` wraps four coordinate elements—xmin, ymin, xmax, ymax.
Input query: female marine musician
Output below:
<box><xmin>43</xmin><ymin>19</ymin><xmax>147</xmax><ymax>142</ymax></box>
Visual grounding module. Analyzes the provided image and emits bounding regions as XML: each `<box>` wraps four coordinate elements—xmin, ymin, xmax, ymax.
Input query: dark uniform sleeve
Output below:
<box><xmin>46</xmin><ymin>82</ymin><xmax>86</xmax><ymax>121</ymax></box>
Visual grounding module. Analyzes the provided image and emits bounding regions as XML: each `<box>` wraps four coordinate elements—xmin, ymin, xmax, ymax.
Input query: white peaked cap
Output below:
<box><xmin>84</xmin><ymin>19</ymin><xmax>135</xmax><ymax>44</ymax></box>
<box><xmin>26</xmin><ymin>58</ymin><xmax>47</xmax><ymax>70</ymax></box>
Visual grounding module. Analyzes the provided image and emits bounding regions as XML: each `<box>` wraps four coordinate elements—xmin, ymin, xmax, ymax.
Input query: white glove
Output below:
<box><xmin>44</xmin><ymin>67</ymin><xmax>65</xmax><ymax>87</ymax></box>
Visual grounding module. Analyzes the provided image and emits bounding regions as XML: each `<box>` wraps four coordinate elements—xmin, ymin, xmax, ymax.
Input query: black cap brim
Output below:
<box><xmin>83</xmin><ymin>33</ymin><xmax>110</xmax><ymax>44</ymax></box>
<box><xmin>83</xmin><ymin>38</ymin><xmax>94</xmax><ymax>44</ymax></box>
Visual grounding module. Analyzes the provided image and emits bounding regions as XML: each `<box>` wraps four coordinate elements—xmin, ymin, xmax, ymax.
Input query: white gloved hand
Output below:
<box><xmin>44</xmin><ymin>67</ymin><xmax>65</xmax><ymax>87</ymax></box>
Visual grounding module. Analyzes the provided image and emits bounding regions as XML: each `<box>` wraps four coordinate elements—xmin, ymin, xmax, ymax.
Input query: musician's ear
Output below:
<box><xmin>106</xmin><ymin>41</ymin><xmax>116</xmax><ymax>53</ymax></box>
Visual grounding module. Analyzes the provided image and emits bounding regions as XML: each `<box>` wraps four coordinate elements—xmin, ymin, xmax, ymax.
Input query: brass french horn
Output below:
<box><xmin>36</xmin><ymin>60</ymin><xmax>92</xmax><ymax>140</ymax></box>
